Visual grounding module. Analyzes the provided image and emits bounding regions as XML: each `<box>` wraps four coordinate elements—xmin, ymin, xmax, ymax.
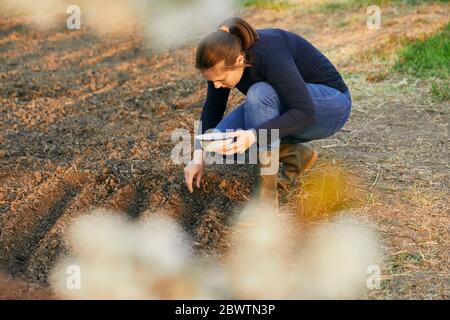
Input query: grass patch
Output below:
<box><xmin>389</xmin><ymin>251</ymin><xmax>424</xmax><ymax>273</ymax></box>
<box><xmin>238</xmin><ymin>0</ymin><xmax>294</xmax><ymax>10</ymax></box>
<box><xmin>395</xmin><ymin>23</ymin><xmax>449</xmax><ymax>78</ymax></box>
<box><xmin>393</xmin><ymin>21</ymin><xmax>450</xmax><ymax>103</ymax></box>
<box><xmin>286</xmin><ymin>163</ymin><xmax>366</xmax><ymax>220</ymax></box>
<box><xmin>311</xmin><ymin>0</ymin><xmax>448</xmax><ymax>13</ymax></box>
<box><xmin>394</xmin><ymin>23</ymin><xmax>449</xmax><ymax>102</ymax></box>
<box><xmin>431</xmin><ymin>81</ymin><xmax>449</xmax><ymax>101</ymax></box>
<box><xmin>239</xmin><ymin>0</ymin><xmax>449</xmax><ymax>13</ymax></box>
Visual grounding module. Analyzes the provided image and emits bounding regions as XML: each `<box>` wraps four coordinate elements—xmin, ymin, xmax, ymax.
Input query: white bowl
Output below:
<box><xmin>195</xmin><ymin>132</ymin><xmax>234</xmax><ymax>153</ymax></box>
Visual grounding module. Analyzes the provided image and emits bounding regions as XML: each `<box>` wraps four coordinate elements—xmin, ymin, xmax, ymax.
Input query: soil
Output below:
<box><xmin>0</xmin><ymin>2</ymin><xmax>448</xmax><ymax>299</ymax></box>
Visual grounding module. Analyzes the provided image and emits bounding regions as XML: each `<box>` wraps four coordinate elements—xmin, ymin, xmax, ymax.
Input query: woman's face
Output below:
<box><xmin>202</xmin><ymin>54</ymin><xmax>246</xmax><ymax>89</ymax></box>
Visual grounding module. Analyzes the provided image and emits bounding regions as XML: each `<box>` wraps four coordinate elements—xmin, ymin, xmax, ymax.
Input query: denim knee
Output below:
<box><xmin>245</xmin><ymin>82</ymin><xmax>281</xmax><ymax>130</ymax></box>
<box><xmin>246</xmin><ymin>82</ymin><xmax>280</xmax><ymax>110</ymax></box>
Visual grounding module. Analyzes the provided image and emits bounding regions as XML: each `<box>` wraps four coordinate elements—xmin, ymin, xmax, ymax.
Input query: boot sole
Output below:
<box><xmin>303</xmin><ymin>150</ymin><xmax>318</xmax><ymax>172</ymax></box>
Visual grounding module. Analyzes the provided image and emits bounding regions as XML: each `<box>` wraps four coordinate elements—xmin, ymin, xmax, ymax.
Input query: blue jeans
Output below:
<box><xmin>214</xmin><ymin>82</ymin><xmax>352</xmax><ymax>145</ymax></box>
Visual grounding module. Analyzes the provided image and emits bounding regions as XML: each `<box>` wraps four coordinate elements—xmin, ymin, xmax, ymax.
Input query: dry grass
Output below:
<box><xmin>283</xmin><ymin>162</ymin><xmax>367</xmax><ymax>220</ymax></box>
<box><xmin>280</xmin><ymin>66</ymin><xmax>449</xmax><ymax>298</ymax></box>
<box><xmin>0</xmin><ymin>0</ymin><xmax>448</xmax><ymax>299</ymax></box>
<box><xmin>364</xmin><ymin>191</ymin><xmax>449</xmax><ymax>299</ymax></box>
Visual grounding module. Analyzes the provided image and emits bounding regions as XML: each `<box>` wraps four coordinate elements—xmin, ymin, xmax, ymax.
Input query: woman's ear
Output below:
<box><xmin>235</xmin><ymin>54</ymin><xmax>245</xmax><ymax>66</ymax></box>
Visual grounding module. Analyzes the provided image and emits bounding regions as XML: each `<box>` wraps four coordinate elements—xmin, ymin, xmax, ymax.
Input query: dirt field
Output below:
<box><xmin>0</xmin><ymin>2</ymin><xmax>449</xmax><ymax>299</ymax></box>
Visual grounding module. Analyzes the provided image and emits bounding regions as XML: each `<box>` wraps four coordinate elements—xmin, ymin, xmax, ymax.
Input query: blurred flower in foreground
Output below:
<box><xmin>50</xmin><ymin>203</ymin><xmax>381</xmax><ymax>299</ymax></box>
<box><xmin>227</xmin><ymin>201</ymin><xmax>381</xmax><ymax>299</ymax></box>
<box><xmin>50</xmin><ymin>209</ymin><xmax>229</xmax><ymax>299</ymax></box>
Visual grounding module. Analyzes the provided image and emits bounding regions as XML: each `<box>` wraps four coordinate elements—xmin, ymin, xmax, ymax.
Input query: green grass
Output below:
<box><xmin>310</xmin><ymin>0</ymin><xmax>448</xmax><ymax>13</ymax></box>
<box><xmin>394</xmin><ymin>23</ymin><xmax>450</xmax><ymax>101</ymax></box>
<box><xmin>238</xmin><ymin>0</ymin><xmax>449</xmax><ymax>12</ymax></box>
<box><xmin>431</xmin><ymin>81</ymin><xmax>449</xmax><ymax>101</ymax></box>
<box><xmin>400</xmin><ymin>0</ymin><xmax>449</xmax><ymax>3</ymax></box>
<box><xmin>395</xmin><ymin>23</ymin><xmax>450</xmax><ymax>79</ymax></box>
<box><xmin>237</xmin><ymin>0</ymin><xmax>294</xmax><ymax>10</ymax></box>
<box><xmin>389</xmin><ymin>251</ymin><xmax>424</xmax><ymax>273</ymax></box>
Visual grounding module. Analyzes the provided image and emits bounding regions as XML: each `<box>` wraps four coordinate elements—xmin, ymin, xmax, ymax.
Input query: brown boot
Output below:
<box><xmin>278</xmin><ymin>143</ymin><xmax>318</xmax><ymax>187</ymax></box>
<box><xmin>251</xmin><ymin>148</ymin><xmax>279</xmax><ymax>211</ymax></box>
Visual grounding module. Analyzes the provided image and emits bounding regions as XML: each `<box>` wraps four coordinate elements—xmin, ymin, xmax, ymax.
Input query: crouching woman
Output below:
<box><xmin>184</xmin><ymin>17</ymin><xmax>352</xmax><ymax>209</ymax></box>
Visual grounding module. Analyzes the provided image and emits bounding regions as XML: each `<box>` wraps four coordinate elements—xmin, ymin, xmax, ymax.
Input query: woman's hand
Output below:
<box><xmin>216</xmin><ymin>129</ymin><xmax>256</xmax><ymax>155</ymax></box>
<box><xmin>184</xmin><ymin>149</ymin><xmax>205</xmax><ymax>193</ymax></box>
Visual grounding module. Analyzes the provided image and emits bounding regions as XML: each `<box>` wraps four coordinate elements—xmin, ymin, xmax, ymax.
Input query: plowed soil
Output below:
<box><xmin>1</xmin><ymin>3</ymin><xmax>449</xmax><ymax>299</ymax></box>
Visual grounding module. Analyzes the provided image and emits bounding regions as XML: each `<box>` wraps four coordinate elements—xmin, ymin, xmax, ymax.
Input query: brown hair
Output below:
<box><xmin>195</xmin><ymin>17</ymin><xmax>260</xmax><ymax>71</ymax></box>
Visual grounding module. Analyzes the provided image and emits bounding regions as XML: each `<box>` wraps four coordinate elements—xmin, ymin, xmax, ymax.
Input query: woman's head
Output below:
<box><xmin>196</xmin><ymin>17</ymin><xmax>259</xmax><ymax>89</ymax></box>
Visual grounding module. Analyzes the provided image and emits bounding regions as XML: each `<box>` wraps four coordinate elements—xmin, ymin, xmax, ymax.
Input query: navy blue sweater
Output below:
<box><xmin>196</xmin><ymin>28</ymin><xmax>348</xmax><ymax>149</ymax></box>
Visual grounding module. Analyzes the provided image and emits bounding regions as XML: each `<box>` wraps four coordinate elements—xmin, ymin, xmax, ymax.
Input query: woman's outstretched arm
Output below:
<box><xmin>194</xmin><ymin>81</ymin><xmax>231</xmax><ymax>150</ymax></box>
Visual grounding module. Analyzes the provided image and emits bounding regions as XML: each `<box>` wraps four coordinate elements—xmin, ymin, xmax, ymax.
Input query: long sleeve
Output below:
<box><xmin>194</xmin><ymin>81</ymin><xmax>230</xmax><ymax>150</ymax></box>
<box><xmin>255</xmin><ymin>48</ymin><xmax>315</xmax><ymax>146</ymax></box>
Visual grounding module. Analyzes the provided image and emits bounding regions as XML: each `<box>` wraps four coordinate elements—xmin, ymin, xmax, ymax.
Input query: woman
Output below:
<box><xmin>184</xmin><ymin>17</ymin><xmax>352</xmax><ymax>209</ymax></box>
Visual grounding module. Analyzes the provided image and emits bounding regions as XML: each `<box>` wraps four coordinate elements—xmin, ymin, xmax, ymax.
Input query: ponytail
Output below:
<box><xmin>195</xmin><ymin>17</ymin><xmax>259</xmax><ymax>71</ymax></box>
<box><xmin>223</xmin><ymin>17</ymin><xmax>259</xmax><ymax>50</ymax></box>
